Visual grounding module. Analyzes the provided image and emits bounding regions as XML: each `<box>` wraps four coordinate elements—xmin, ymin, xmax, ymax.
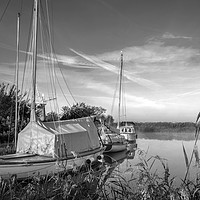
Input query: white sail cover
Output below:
<box><xmin>17</xmin><ymin>117</ymin><xmax>100</xmax><ymax>157</ymax></box>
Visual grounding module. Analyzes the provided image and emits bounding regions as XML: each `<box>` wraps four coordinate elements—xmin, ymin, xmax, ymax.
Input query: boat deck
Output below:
<box><xmin>0</xmin><ymin>153</ymin><xmax>57</xmax><ymax>164</ymax></box>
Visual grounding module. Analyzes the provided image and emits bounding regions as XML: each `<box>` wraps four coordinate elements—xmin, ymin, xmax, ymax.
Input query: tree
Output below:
<box><xmin>105</xmin><ymin>115</ymin><xmax>115</xmax><ymax>125</ymax></box>
<box><xmin>45</xmin><ymin>111</ymin><xmax>59</xmax><ymax>122</ymax></box>
<box><xmin>0</xmin><ymin>83</ymin><xmax>30</xmax><ymax>142</ymax></box>
<box><xmin>60</xmin><ymin>102</ymin><xmax>106</xmax><ymax>120</ymax></box>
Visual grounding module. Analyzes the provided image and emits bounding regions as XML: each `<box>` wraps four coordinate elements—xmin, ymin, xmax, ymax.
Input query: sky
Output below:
<box><xmin>1</xmin><ymin>0</ymin><xmax>200</xmax><ymax>122</ymax></box>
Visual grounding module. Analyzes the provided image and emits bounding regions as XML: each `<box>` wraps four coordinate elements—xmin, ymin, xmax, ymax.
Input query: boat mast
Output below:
<box><xmin>117</xmin><ymin>51</ymin><xmax>123</xmax><ymax>129</ymax></box>
<box><xmin>14</xmin><ymin>13</ymin><xmax>20</xmax><ymax>148</ymax></box>
<box><xmin>30</xmin><ymin>0</ymin><xmax>39</xmax><ymax>122</ymax></box>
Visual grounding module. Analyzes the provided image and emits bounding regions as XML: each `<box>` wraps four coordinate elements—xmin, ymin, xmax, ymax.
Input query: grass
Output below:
<box><xmin>1</xmin><ymin>149</ymin><xmax>200</xmax><ymax>200</ymax></box>
<box><xmin>1</xmin><ymin>128</ymin><xmax>200</xmax><ymax>199</ymax></box>
<box><xmin>100</xmin><ymin>148</ymin><xmax>200</xmax><ymax>200</ymax></box>
<box><xmin>0</xmin><ymin>164</ymin><xmax>105</xmax><ymax>200</ymax></box>
<box><xmin>0</xmin><ymin>143</ymin><xmax>15</xmax><ymax>155</ymax></box>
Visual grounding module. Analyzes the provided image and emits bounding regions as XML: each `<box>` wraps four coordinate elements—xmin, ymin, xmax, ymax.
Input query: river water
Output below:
<box><xmin>104</xmin><ymin>132</ymin><xmax>200</xmax><ymax>186</ymax></box>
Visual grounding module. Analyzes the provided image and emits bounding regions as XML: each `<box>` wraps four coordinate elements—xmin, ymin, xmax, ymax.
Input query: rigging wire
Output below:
<box><xmin>20</xmin><ymin>0</ymin><xmax>96</xmax><ymax>121</ymax></box>
<box><xmin>44</xmin><ymin>0</ymin><xmax>59</xmax><ymax>114</ymax></box>
<box><xmin>0</xmin><ymin>0</ymin><xmax>12</xmax><ymax>25</ymax></box>
<box><xmin>19</xmin><ymin>0</ymin><xmax>34</xmax><ymax>130</ymax></box>
<box><xmin>43</xmin><ymin>0</ymin><xmax>78</xmax><ymax>108</ymax></box>
<box><xmin>19</xmin><ymin>0</ymin><xmax>23</xmax><ymax>14</ymax></box>
<box><xmin>110</xmin><ymin>65</ymin><xmax>120</xmax><ymax>118</ymax></box>
<box><xmin>39</xmin><ymin>0</ymin><xmax>72</xmax><ymax>121</ymax></box>
<box><xmin>40</xmin><ymin>0</ymin><xmax>78</xmax><ymax>110</ymax></box>
<box><xmin>121</xmin><ymin>58</ymin><xmax>127</xmax><ymax>122</ymax></box>
<box><xmin>39</xmin><ymin>1</ymin><xmax>54</xmax><ymax>114</ymax></box>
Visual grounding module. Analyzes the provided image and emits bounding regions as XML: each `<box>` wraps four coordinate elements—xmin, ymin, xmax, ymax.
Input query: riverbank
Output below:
<box><xmin>0</xmin><ymin>148</ymin><xmax>199</xmax><ymax>200</ymax></box>
<box><xmin>135</xmin><ymin>122</ymin><xmax>195</xmax><ymax>133</ymax></box>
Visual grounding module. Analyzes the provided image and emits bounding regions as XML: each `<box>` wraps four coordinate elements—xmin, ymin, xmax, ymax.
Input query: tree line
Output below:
<box><xmin>135</xmin><ymin>122</ymin><xmax>196</xmax><ymax>133</ymax></box>
<box><xmin>0</xmin><ymin>83</ymin><xmax>112</xmax><ymax>144</ymax></box>
<box><xmin>0</xmin><ymin>83</ymin><xmax>196</xmax><ymax>144</ymax></box>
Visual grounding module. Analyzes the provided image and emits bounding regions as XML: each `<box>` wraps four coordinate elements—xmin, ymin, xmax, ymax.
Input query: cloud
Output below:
<box><xmin>98</xmin><ymin>42</ymin><xmax>199</xmax><ymax>66</ymax></box>
<box><xmin>162</xmin><ymin>32</ymin><xmax>192</xmax><ymax>40</ymax></box>
<box><xmin>82</xmin><ymin>79</ymin><xmax>165</xmax><ymax>110</ymax></box>
<box><xmin>70</xmin><ymin>48</ymin><xmax>161</xmax><ymax>90</ymax></box>
<box><xmin>157</xmin><ymin>89</ymin><xmax>200</xmax><ymax>103</ymax></box>
<box><xmin>18</xmin><ymin>49</ymin><xmax>96</xmax><ymax>70</ymax></box>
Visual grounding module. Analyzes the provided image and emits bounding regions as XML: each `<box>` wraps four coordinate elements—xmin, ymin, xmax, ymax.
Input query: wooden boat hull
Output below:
<box><xmin>121</xmin><ymin>133</ymin><xmax>137</xmax><ymax>142</ymax></box>
<box><xmin>103</xmin><ymin>143</ymin><xmax>127</xmax><ymax>153</ymax></box>
<box><xmin>0</xmin><ymin>147</ymin><xmax>103</xmax><ymax>179</ymax></box>
<box><xmin>104</xmin><ymin>150</ymin><xmax>128</xmax><ymax>164</ymax></box>
<box><xmin>120</xmin><ymin>123</ymin><xmax>137</xmax><ymax>142</ymax></box>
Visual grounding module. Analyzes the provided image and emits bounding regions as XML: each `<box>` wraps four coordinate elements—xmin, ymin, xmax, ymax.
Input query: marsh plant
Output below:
<box><xmin>1</xmin><ymin>152</ymin><xmax>200</xmax><ymax>200</ymax></box>
<box><xmin>1</xmin><ymin>121</ymin><xmax>200</xmax><ymax>199</ymax></box>
<box><xmin>100</xmin><ymin>146</ymin><xmax>200</xmax><ymax>200</ymax></box>
<box><xmin>0</xmin><ymin>166</ymin><xmax>105</xmax><ymax>200</ymax></box>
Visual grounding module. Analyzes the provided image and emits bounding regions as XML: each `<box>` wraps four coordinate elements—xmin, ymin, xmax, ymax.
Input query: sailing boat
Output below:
<box><xmin>0</xmin><ymin>0</ymin><xmax>103</xmax><ymax>179</ymax></box>
<box><xmin>100</xmin><ymin>52</ymin><xmax>129</xmax><ymax>153</ymax></box>
<box><xmin>117</xmin><ymin>52</ymin><xmax>137</xmax><ymax>142</ymax></box>
<box><xmin>99</xmin><ymin>122</ymin><xmax>127</xmax><ymax>153</ymax></box>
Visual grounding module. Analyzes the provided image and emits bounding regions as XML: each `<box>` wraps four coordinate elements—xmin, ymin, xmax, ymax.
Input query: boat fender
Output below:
<box><xmin>96</xmin><ymin>155</ymin><xmax>104</xmax><ymax>162</ymax></box>
<box><xmin>80</xmin><ymin>159</ymin><xmax>91</xmax><ymax>172</ymax></box>
<box><xmin>91</xmin><ymin>159</ymin><xmax>102</xmax><ymax>171</ymax></box>
<box><xmin>85</xmin><ymin>159</ymin><xmax>91</xmax><ymax>165</ymax></box>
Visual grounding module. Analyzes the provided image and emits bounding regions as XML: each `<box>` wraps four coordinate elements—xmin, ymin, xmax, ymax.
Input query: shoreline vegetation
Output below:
<box><xmin>135</xmin><ymin>122</ymin><xmax>196</xmax><ymax>141</ymax></box>
<box><xmin>0</xmin><ymin>85</ymin><xmax>198</xmax><ymax>198</ymax></box>
<box><xmin>0</xmin><ymin>121</ymin><xmax>196</xmax><ymax>145</ymax></box>
<box><xmin>0</xmin><ymin>122</ymin><xmax>196</xmax><ymax>155</ymax></box>
<box><xmin>136</xmin><ymin>122</ymin><xmax>195</xmax><ymax>133</ymax></box>
<box><xmin>0</xmin><ymin>149</ymin><xmax>200</xmax><ymax>199</ymax></box>
<box><xmin>0</xmin><ymin>123</ymin><xmax>200</xmax><ymax>199</ymax></box>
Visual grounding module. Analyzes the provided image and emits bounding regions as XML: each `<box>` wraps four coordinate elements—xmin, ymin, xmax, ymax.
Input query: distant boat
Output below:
<box><xmin>0</xmin><ymin>0</ymin><xmax>103</xmax><ymax>179</ymax></box>
<box><xmin>99</xmin><ymin>52</ymin><xmax>132</xmax><ymax>153</ymax></box>
<box><xmin>127</xmin><ymin>140</ymin><xmax>137</xmax><ymax>159</ymax></box>
<box><xmin>100</xmin><ymin>123</ymin><xmax>127</xmax><ymax>153</ymax></box>
<box><xmin>104</xmin><ymin>150</ymin><xmax>128</xmax><ymax>165</ymax></box>
<box><xmin>120</xmin><ymin>121</ymin><xmax>137</xmax><ymax>142</ymax></box>
<box><xmin>117</xmin><ymin>52</ymin><xmax>137</xmax><ymax>142</ymax></box>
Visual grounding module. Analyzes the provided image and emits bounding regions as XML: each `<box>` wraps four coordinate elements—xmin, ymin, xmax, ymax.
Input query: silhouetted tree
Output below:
<box><xmin>105</xmin><ymin>114</ymin><xmax>115</xmax><ymax>125</ymax></box>
<box><xmin>45</xmin><ymin>111</ymin><xmax>59</xmax><ymax>122</ymax></box>
<box><xmin>0</xmin><ymin>83</ymin><xmax>30</xmax><ymax>143</ymax></box>
<box><xmin>60</xmin><ymin>102</ymin><xmax>106</xmax><ymax>120</ymax></box>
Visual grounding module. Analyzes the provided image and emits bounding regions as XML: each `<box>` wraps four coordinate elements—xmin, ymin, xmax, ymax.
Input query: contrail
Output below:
<box><xmin>70</xmin><ymin>48</ymin><xmax>161</xmax><ymax>90</ymax></box>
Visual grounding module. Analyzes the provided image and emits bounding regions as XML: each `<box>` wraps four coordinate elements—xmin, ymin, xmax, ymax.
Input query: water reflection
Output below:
<box><xmin>126</xmin><ymin>134</ymin><xmax>199</xmax><ymax>186</ymax></box>
<box><xmin>134</xmin><ymin>138</ymin><xmax>198</xmax><ymax>185</ymax></box>
<box><xmin>102</xmin><ymin>133</ymin><xmax>200</xmax><ymax>187</ymax></box>
<box><xmin>104</xmin><ymin>141</ymin><xmax>137</xmax><ymax>165</ymax></box>
<box><xmin>127</xmin><ymin>142</ymin><xmax>137</xmax><ymax>159</ymax></box>
<box><xmin>99</xmin><ymin>141</ymin><xmax>137</xmax><ymax>195</ymax></box>
<box><xmin>102</xmin><ymin>140</ymin><xmax>137</xmax><ymax>176</ymax></box>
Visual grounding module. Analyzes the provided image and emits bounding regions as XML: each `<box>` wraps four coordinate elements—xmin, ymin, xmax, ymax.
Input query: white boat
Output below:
<box><xmin>0</xmin><ymin>0</ymin><xmax>103</xmax><ymax>180</ymax></box>
<box><xmin>103</xmin><ymin>150</ymin><xmax>128</xmax><ymax>166</ymax></box>
<box><xmin>117</xmin><ymin>52</ymin><xmax>137</xmax><ymax>142</ymax></box>
<box><xmin>102</xmin><ymin>136</ymin><xmax>127</xmax><ymax>153</ymax></box>
<box><xmin>100</xmin><ymin>124</ymin><xmax>127</xmax><ymax>153</ymax></box>
<box><xmin>120</xmin><ymin>121</ymin><xmax>137</xmax><ymax>142</ymax></box>
<box><xmin>127</xmin><ymin>140</ymin><xmax>137</xmax><ymax>159</ymax></box>
<box><xmin>100</xmin><ymin>52</ymin><xmax>140</xmax><ymax>153</ymax></box>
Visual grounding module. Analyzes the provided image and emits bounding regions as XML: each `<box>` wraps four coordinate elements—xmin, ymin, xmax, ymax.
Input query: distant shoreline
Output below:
<box><xmin>135</xmin><ymin>122</ymin><xmax>196</xmax><ymax>140</ymax></box>
<box><xmin>135</xmin><ymin>122</ymin><xmax>195</xmax><ymax>132</ymax></box>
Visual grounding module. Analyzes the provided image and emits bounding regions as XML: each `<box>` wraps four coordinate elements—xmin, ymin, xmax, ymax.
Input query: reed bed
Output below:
<box><xmin>0</xmin><ymin>165</ymin><xmax>106</xmax><ymax>200</ymax></box>
<box><xmin>100</xmin><ymin>148</ymin><xmax>200</xmax><ymax>200</ymax></box>
<box><xmin>0</xmin><ymin>143</ymin><xmax>15</xmax><ymax>155</ymax></box>
<box><xmin>1</xmin><ymin>148</ymin><xmax>200</xmax><ymax>200</ymax></box>
<box><xmin>1</xmin><ymin>120</ymin><xmax>200</xmax><ymax>199</ymax></box>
